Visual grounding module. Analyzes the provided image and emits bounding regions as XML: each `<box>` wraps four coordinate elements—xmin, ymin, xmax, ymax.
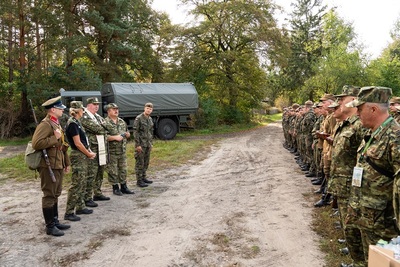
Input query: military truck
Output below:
<box><xmin>61</xmin><ymin>83</ymin><xmax>199</xmax><ymax>140</ymax></box>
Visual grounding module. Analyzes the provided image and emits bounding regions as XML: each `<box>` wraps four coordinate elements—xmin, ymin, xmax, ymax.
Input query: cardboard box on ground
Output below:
<box><xmin>369</xmin><ymin>245</ymin><xmax>400</xmax><ymax>267</ymax></box>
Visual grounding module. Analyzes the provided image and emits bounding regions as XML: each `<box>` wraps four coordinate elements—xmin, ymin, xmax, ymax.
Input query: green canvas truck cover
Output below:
<box><xmin>101</xmin><ymin>83</ymin><xmax>199</xmax><ymax>117</ymax></box>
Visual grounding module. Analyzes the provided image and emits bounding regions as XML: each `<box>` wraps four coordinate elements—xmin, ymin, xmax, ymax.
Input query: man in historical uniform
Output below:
<box><xmin>32</xmin><ymin>96</ymin><xmax>71</xmax><ymax>236</ymax></box>
<box><xmin>80</xmin><ymin>97</ymin><xmax>110</xmax><ymax>206</ymax></box>
<box><xmin>326</xmin><ymin>86</ymin><xmax>365</xmax><ymax>267</ymax></box>
<box><xmin>346</xmin><ymin>86</ymin><xmax>400</xmax><ymax>265</ymax></box>
<box><xmin>104</xmin><ymin>103</ymin><xmax>134</xmax><ymax>195</ymax></box>
<box><xmin>133</xmin><ymin>103</ymin><xmax>154</xmax><ymax>188</ymax></box>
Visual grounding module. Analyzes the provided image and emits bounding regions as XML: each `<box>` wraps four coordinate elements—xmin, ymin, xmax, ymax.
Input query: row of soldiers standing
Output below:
<box><xmin>282</xmin><ymin>86</ymin><xmax>400</xmax><ymax>267</ymax></box>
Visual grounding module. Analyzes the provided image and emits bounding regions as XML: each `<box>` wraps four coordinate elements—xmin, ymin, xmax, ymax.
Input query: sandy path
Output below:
<box><xmin>0</xmin><ymin>122</ymin><xmax>324</xmax><ymax>267</ymax></box>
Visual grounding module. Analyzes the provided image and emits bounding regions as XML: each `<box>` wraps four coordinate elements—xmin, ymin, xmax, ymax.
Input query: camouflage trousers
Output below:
<box><xmin>346</xmin><ymin>204</ymin><xmax>399</xmax><ymax>266</ymax></box>
<box><xmin>65</xmin><ymin>150</ymin><xmax>88</xmax><ymax>214</ymax></box>
<box><xmin>85</xmin><ymin>147</ymin><xmax>105</xmax><ymax>200</ymax></box>
<box><xmin>135</xmin><ymin>146</ymin><xmax>151</xmax><ymax>181</ymax></box>
<box><xmin>107</xmin><ymin>152</ymin><xmax>127</xmax><ymax>184</ymax></box>
<box><xmin>337</xmin><ymin>198</ymin><xmax>364</xmax><ymax>267</ymax></box>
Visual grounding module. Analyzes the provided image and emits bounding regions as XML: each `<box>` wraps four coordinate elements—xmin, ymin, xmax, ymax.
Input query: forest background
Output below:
<box><xmin>1</xmin><ymin>0</ymin><xmax>400</xmax><ymax>138</ymax></box>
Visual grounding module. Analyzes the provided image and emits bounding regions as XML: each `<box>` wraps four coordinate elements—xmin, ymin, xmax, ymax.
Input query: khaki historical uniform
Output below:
<box><xmin>32</xmin><ymin>96</ymin><xmax>70</xmax><ymax>236</ymax></box>
<box><xmin>32</xmin><ymin>116</ymin><xmax>70</xmax><ymax>208</ymax></box>
<box><xmin>345</xmin><ymin>87</ymin><xmax>400</xmax><ymax>265</ymax></box>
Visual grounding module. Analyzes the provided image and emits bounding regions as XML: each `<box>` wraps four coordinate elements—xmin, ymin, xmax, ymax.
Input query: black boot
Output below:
<box><xmin>314</xmin><ymin>193</ymin><xmax>331</xmax><ymax>207</ymax></box>
<box><xmin>143</xmin><ymin>178</ymin><xmax>153</xmax><ymax>184</ymax></box>
<box><xmin>43</xmin><ymin>207</ymin><xmax>64</xmax><ymax>236</ymax></box>
<box><xmin>113</xmin><ymin>184</ymin><xmax>123</xmax><ymax>196</ymax></box>
<box><xmin>53</xmin><ymin>203</ymin><xmax>70</xmax><ymax>230</ymax></box>
<box><xmin>120</xmin><ymin>183</ymin><xmax>135</xmax><ymax>194</ymax></box>
<box><xmin>137</xmin><ymin>179</ymin><xmax>148</xmax><ymax>188</ymax></box>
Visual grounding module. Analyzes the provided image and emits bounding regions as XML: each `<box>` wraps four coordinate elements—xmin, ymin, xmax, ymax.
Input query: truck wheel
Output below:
<box><xmin>157</xmin><ymin>118</ymin><xmax>178</xmax><ymax>140</ymax></box>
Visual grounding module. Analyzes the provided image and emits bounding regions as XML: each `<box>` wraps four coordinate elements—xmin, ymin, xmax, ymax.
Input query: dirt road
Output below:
<box><xmin>0</xmin><ymin>122</ymin><xmax>324</xmax><ymax>267</ymax></box>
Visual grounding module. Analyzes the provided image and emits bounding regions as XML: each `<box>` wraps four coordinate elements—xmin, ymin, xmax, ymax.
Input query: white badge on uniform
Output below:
<box><xmin>352</xmin><ymin>167</ymin><xmax>363</xmax><ymax>187</ymax></box>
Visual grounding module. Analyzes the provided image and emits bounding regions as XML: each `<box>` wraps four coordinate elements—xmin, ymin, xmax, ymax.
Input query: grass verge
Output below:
<box><xmin>306</xmin><ymin>193</ymin><xmax>352</xmax><ymax>266</ymax></box>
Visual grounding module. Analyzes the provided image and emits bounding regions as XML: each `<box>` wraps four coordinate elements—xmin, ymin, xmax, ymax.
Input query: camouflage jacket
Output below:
<box><xmin>133</xmin><ymin>113</ymin><xmax>153</xmax><ymax>148</ymax></box>
<box><xmin>328</xmin><ymin>115</ymin><xmax>365</xmax><ymax>197</ymax></box>
<box><xmin>349</xmin><ymin>118</ymin><xmax>400</xmax><ymax>215</ymax></box>
<box><xmin>301</xmin><ymin>109</ymin><xmax>316</xmax><ymax>139</ymax></box>
<box><xmin>105</xmin><ymin>116</ymin><xmax>128</xmax><ymax>154</ymax></box>
<box><xmin>80</xmin><ymin>110</ymin><xmax>108</xmax><ymax>147</ymax></box>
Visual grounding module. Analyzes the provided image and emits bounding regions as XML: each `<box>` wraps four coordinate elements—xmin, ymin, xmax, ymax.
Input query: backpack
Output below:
<box><xmin>25</xmin><ymin>141</ymin><xmax>42</xmax><ymax>170</ymax></box>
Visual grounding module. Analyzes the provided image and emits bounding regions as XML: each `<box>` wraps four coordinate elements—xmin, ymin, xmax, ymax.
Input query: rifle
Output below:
<box><xmin>29</xmin><ymin>99</ymin><xmax>56</xmax><ymax>183</ymax></box>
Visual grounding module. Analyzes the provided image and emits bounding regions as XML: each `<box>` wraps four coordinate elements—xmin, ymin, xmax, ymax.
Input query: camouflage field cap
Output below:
<box><xmin>328</xmin><ymin>101</ymin><xmax>340</xmax><ymax>109</ymax></box>
<box><xmin>70</xmin><ymin>101</ymin><xmax>84</xmax><ymax>109</ymax></box>
<box><xmin>345</xmin><ymin>86</ymin><xmax>392</xmax><ymax>108</ymax></box>
<box><xmin>291</xmin><ymin>103</ymin><xmax>300</xmax><ymax>109</ymax></box>
<box><xmin>304</xmin><ymin>100</ymin><xmax>313</xmax><ymax>107</ymax></box>
<box><xmin>334</xmin><ymin>85</ymin><xmax>361</xmax><ymax>97</ymax></box>
<box><xmin>42</xmin><ymin>96</ymin><xmax>66</xmax><ymax>110</ymax></box>
<box><xmin>316</xmin><ymin>102</ymin><xmax>323</xmax><ymax>107</ymax></box>
<box><xmin>86</xmin><ymin>97</ymin><xmax>101</xmax><ymax>104</ymax></box>
<box><xmin>319</xmin><ymin>93</ymin><xmax>336</xmax><ymax>101</ymax></box>
<box><xmin>389</xmin><ymin>96</ymin><xmax>400</xmax><ymax>104</ymax></box>
<box><xmin>106</xmin><ymin>103</ymin><xmax>119</xmax><ymax>110</ymax></box>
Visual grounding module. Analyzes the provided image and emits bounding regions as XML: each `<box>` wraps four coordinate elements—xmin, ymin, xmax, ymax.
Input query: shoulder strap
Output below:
<box><xmin>365</xmin><ymin>156</ymin><xmax>394</xmax><ymax>178</ymax></box>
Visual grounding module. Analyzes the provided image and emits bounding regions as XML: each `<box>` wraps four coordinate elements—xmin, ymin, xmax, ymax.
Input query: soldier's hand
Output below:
<box><xmin>136</xmin><ymin>146</ymin><xmax>142</xmax><ymax>153</ymax></box>
<box><xmin>125</xmin><ymin>131</ymin><xmax>131</xmax><ymax>139</ymax></box>
<box><xmin>88</xmin><ymin>151</ymin><xmax>96</xmax><ymax>159</ymax></box>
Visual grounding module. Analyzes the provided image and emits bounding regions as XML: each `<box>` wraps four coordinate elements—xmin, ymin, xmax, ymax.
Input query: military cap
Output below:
<box><xmin>345</xmin><ymin>86</ymin><xmax>392</xmax><ymax>108</ymax></box>
<box><xmin>328</xmin><ymin>101</ymin><xmax>340</xmax><ymax>109</ymax></box>
<box><xmin>70</xmin><ymin>101</ymin><xmax>84</xmax><ymax>109</ymax></box>
<box><xmin>304</xmin><ymin>100</ymin><xmax>313</xmax><ymax>106</ymax></box>
<box><xmin>42</xmin><ymin>96</ymin><xmax>66</xmax><ymax>110</ymax></box>
<box><xmin>291</xmin><ymin>103</ymin><xmax>300</xmax><ymax>109</ymax></box>
<box><xmin>335</xmin><ymin>85</ymin><xmax>361</xmax><ymax>97</ymax></box>
<box><xmin>145</xmin><ymin>102</ymin><xmax>153</xmax><ymax>108</ymax></box>
<box><xmin>389</xmin><ymin>96</ymin><xmax>400</xmax><ymax>104</ymax></box>
<box><xmin>319</xmin><ymin>93</ymin><xmax>336</xmax><ymax>101</ymax></box>
<box><xmin>106</xmin><ymin>103</ymin><xmax>119</xmax><ymax>111</ymax></box>
<box><xmin>316</xmin><ymin>102</ymin><xmax>323</xmax><ymax>107</ymax></box>
<box><xmin>86</xmin><ymin>97</ymin><xmax>101</xmax><ymax>105</ymax></box>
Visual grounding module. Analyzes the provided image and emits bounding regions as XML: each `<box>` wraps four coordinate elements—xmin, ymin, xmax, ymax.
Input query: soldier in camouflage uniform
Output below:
<box><xmin>326</xmin><ymin>86</ymin><xmax>366</xmax><ymax>267</ymax></box>
<box><xmin>282</xmin><ymin>108</ymin><xmax>290</xmax><ymax>149</ymax></box>
<box><xmin>64</xmin><ymin>101</ymin><xmax>97</xmax><ymax>221</ymax></box>
<box><xmin>389</xmin><ymin>96</ymin><xmax>400</xmax><ymax>123</ymax></box>
<box><xmin>104</xmin><ymin>103</ymin><xmax>134</xmax><ymax>195</ymax></box>
<box><xmin>133</xmin><ymin>103</ymin><xmax>154</xmax><ymax>188</ymax></box>
<box><xmin>301</xmin><ymin>100</ymin><xmax>316</xmax><ymax>175</ymax></box>
<box><xmin>345</xmin><ymin>86</ymin><xmax>400</xmax><ymax>266</ymax></box>
<box><xmin>310</xmin><ymin>102</ymin><xmax>324</xmax><ymax>182</ymax></box>
<box><xmin>80</xmin><ymin>97</ymin><xmax>110</xmax><ymax>206</ymax></box>
<box><xmin>288</xmin><ymin>104</ymin><xmax>300</xmax><ymax>152</ymax></box>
